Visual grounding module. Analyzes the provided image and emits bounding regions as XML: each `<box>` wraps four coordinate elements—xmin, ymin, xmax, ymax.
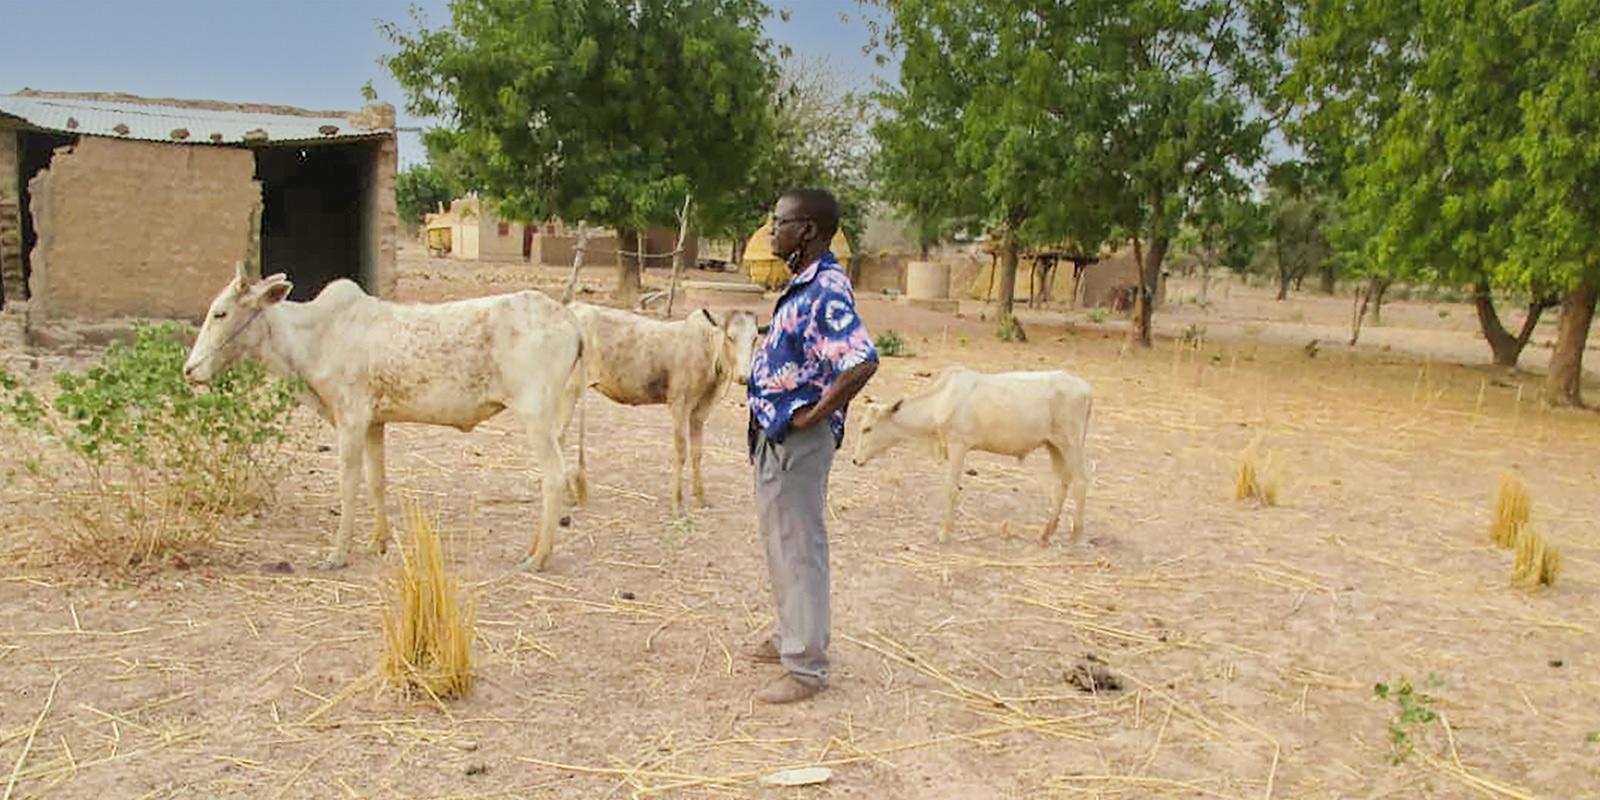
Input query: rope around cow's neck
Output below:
<box><xmin>188</xmin><ymin>306</ymin><xmax>267</xmax><ymax>372</ymax></box>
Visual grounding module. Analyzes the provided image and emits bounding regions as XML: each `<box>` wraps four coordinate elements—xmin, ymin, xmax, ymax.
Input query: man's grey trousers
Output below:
<box><xmin>752</xmin><ymin>422</ymin><xmax>834</xmax><ymax>686</ymax></box>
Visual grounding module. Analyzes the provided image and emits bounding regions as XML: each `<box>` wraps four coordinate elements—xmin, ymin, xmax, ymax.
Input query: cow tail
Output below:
<box><xmin>569</xmin><ymin>333</ymin><xmax>590</xmax><ymax>509</ymax></box>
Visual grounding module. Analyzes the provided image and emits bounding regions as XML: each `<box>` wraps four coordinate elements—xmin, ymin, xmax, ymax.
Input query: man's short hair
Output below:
<box><xmin>779</xmin><ymin>188</ymin><xmax>840</xmax><ymax>240</ymax></box>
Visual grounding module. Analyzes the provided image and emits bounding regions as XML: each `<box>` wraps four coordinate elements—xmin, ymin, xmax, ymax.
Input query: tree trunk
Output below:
<box><xmin>663</xmin><ymin>197</ymin><xmax>694</xmax><ymax>319</ymax></box>
<box><xmin>997</xmin><ymin>234</ymin><xmax>1019</xmax><ymax>324</ymax></box>
<box><xmin>559</xmin><ymin>221</ymin><xmax>591</xmax><ymax>305</ymax></box>
<box><xmin>1370</xmin><ymin>278</ymin><xmax>1389</xmax><ymax>325</ymax></box>
<box><xmin>1293</xmin><ymin>272</ymin><xmax>1305</xmax><ymax>292</ymax></box>
<box><xmin>1320</xmin><ymin>264</ymin><xmax>1337</xmax><ymax>295</ymax></box>
<box><xmin>1349</xmin><ymin>283</ymin><xmax>1368</xmax><ymax>346</ymax></box>
<box><xmin>1544</xmin><ymin>275</ymin><xmax>1598</xmax><ymax>408</ymax></box>
<box><xmin>1349</xmin><ymin>274</ymin><xmax>1391</xmax><ymax>345</ymax></box>
<box><xmin>1136</xmin><ymin>233</ymin><xmax>1169</xmax><ymax>348</ymax></box>
<box><xmin>731</xmin><ymin>232</ymin><xmax>748</xmax><ymax>266</ymax></box>
<box><xmin>615</xmin><ymin>227</ymin><xmax>642</xmax><ymax>306</ymax></box>
<box><xmin>1275</xmin><ymin>237</ymin><xmax>1290</xmax><ymax>301</ymax></box>
<box><xmin>1198</xmin><ymin>259</ymin><xmax>1212</xmax><ymax>306</ymax></box>
<box><xmin>1472</xmin><ymin>279</ymin><xmax>1554</xmax><ymax>368</ymax></box>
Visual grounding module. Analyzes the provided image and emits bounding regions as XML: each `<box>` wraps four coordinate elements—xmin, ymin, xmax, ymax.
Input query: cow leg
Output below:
<box><xmin>516</xmin><ymin>400</ymin><xmax>569</xmax><ymax>571</ymax></box>
<box><xmin>1068</xmin><ymin>437</ymin><xmax>1088</xmax><ymax>544</ymax></box>
<box><xmin>670</xmin><ymin>404</ymin><xmax>689</xmax><ymax>516</ymax></box>
<box><xmin>689</xmin><ymin>400</ymin><xmax>713</xmax><ymax>507</ymax></box>
<box><xmin>321</xmin><ymin>421</ymin><xmax>368</xmax><ymax>570</ymax></box>
<box><xmin>1041</xmin><ymin>442</ymin><xmax>1070</xmax><ymax>546</ymax></box>
<box><xmin>366</xmin><ymin>423</ymin><xmax>391</xmax><ymax>556</ymax></box>
<box><xmin>940</xmin><ymin>445</ymin><xmax>969</xmax><ymax>543</ymax></box>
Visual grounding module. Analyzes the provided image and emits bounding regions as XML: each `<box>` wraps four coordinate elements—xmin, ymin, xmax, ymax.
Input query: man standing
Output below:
<box><xmin>746</xmin><ymin>188</ymin><xmax>878</xmax><ymax>704</ymax></box>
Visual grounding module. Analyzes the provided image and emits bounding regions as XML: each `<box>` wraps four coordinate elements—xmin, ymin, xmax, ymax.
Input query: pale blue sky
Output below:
<box><xmin>0</xmin><ymin>0</ymin><xmax>892</xmax><ymax>168</ymax></box>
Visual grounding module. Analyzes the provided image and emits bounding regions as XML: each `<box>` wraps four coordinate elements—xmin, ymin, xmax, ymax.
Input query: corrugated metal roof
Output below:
<box><xmin>0</xmin><ymin>94</ymin><xmax>390</xmax><ymax>145</ymax></box>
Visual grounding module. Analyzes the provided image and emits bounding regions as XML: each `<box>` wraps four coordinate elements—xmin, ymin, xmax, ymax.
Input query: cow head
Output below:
<box><xmin>850</xmin><ymin>398</ymin><xmax>906</xmax><ymax>466</ymax></box>
<box><xmin>698</xmin><ymin>309</ymin><xmax>761</xmax><ymax>386</ymax></box>
<box><xmin>182</xmin><ymin>262</ymin><xmax>292</xmax><ymax>384</ymax></box>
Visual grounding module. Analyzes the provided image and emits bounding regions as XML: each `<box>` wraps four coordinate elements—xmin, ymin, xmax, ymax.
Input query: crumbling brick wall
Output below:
<box><xmin>0</xmin><ymin>129</ymin><xmax>22</xmax><ymax>309</ymax></box>
<box><xmin>27</xmin><ymin>137</ymin><xmax>261</xmax><ymax>321</ymax></box>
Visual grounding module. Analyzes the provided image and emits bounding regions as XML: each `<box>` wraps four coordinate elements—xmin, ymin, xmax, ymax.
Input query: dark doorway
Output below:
<box><xmin>10</xmin><ymin>130</ymin><xmax>77</xmax><ymax>305</ymax></box>
<box><xmin>255</xmin><ymin>142</ymin><xmax>367</xmax><ymax>301</ymax></box>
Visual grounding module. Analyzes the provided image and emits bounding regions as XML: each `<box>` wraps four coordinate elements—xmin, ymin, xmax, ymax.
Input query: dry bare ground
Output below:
<box><xmin>2</xmin><ymin>246</ymin><xmax>1598</xmax><ymax>799</ymax></box>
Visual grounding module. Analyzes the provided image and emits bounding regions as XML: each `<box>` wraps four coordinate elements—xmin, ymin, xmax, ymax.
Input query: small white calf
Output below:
<box><xmin>567</xmin><ymin>303</ymin><xmax>759</xmax><ymax>514</ymax></box>
<box><xmin>852</xmin><ymin>367</ymin><xmax>1092</xmax><ymax>544</ymax></box>
<box><xmin>183</xmin><ymin>263</ymin><xmax>588</xmax><ymax>570</ymax></box>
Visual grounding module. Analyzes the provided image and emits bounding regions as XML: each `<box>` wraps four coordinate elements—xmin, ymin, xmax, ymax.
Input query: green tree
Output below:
<box><xmin>1288</xmin><ymin>0</ymin><xmax>1569</xmax><ymax>371</ymax></box>
<box><xmin>1179</xmin><ymin>192</ymin><xmax>1265</xmax><ymax>307</ymax></box>
<box><xmin>395</xmin><ymin>163</ymin><xmax>455</xmax><ymax>232</ymax></box>
<box><xmin>703</xmin><ymin>55</ymin><xmax>875</xmax><ymax>264</ymax></box>
<box><xmin>1264</xmin><ymin>164</ymin><xmax>1334</xmax><ymax>301</ymax></box>
<box><xmin>868</xmin><ymin>1</ymin><xmax>1125</xmax><ymax>334</ymax></box>
<box><xmin>381</xmin><ymin>0</ymin><xmax>778</xmax><ymax>304</ymax></box>
<box><xmin>870</xmin><ymin>0</ymin><xmax>1285</xmax><ymax>344</ymax></box>
<box><xmin>1509</xmin><ymin>0</ymin><xmax>1600</xmax><ymax>406</ymax></box>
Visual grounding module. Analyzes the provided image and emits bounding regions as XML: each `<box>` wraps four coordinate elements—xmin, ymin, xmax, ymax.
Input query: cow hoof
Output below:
<box><xmin>518</xmin><ymin>555</ymin><xmax>550</xmax><ymax>572</ymax></box>
<box><xmin>368</xmin><ymin>540</ymin><xmax>388</xmax><ymax>556</ymax></box>
<box><xmin>314</xmin><ymin>558</ymin><xmax>349</xmax><ymax>571</ymax></box>
<box><xmin>559</xmin><ymin>516</ymin><xmax>572</xmax><ymax>528</ymax></box>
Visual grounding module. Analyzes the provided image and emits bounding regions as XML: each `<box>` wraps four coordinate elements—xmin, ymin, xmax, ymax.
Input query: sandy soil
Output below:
<box><xmin>1</xmin><ymin>245</ymin><xmax>1597</xmax><ymax>799</ymax></box>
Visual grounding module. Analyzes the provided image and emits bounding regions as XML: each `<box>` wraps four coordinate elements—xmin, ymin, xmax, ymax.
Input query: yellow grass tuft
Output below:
<box><xmin>380</xmin><ymin>499</ymin><xmax>475</xmax><ymax>699</ymax></box>
<box><xmin>1489</xmin><ymin>472</ymin><xmax>1531</xmax><ymax>549</ymax></box>
<box><xmin>1511</xmin><ymin>523</ymin><xmax>1561</xmax><ymax>590</ymax></box>
<box><xmin>1234</xmin><ymin>434</ymin><xmax>1280</xmax><ymax>507</ymax></box>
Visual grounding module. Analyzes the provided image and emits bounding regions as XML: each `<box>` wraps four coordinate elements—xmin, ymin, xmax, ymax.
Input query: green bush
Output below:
<box><xmin>874</xmin><ymin>329</ymin><xmax>909</xmax><ymax>357</ymax></box>
<box><xmin>0</xmin><ymin>322</ymin><xmax>302</xmax><ymax>569</ymax></box>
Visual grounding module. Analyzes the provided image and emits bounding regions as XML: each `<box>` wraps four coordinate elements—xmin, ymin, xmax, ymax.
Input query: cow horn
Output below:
<box><xmin>699</xmin><ymin>308</ymin><xmax>718</xmax><ymax>327</ymax></box>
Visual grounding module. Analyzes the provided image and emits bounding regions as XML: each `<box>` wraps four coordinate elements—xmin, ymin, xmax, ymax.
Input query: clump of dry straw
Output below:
<box><xmin>1234</xmin><ymin>433</ymin><xmax>1280</xmax><ymax>507</ymax></box>
<box><xmin>380</xmin><ymin>499</ymin><xmax>475</xmax><ymax>699</ymax></box>
<box><xmin>1511</xmin><ymin>523</ymin><xmax>1561</xmax><ymax>589</ymax></box>
<box><xmin>1489</xmin><ymin>472</ymin><xmax>1530</xmax><ymax>548</ymax></box>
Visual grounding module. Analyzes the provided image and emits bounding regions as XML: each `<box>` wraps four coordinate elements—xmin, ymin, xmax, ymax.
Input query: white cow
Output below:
<box><xmin>852</xmin><ymin>367</ymin><xmax>1092</xmax><ymax>545</ymax></box>
<box><xmin>182</xmin><ymin>263</ymin><xmax>588</xmax><ymax>570</ymax></box>
<box><xmin>567</xmin><ymin>303</ymin><xmax>760</xmax><ymax>514</ymax></box>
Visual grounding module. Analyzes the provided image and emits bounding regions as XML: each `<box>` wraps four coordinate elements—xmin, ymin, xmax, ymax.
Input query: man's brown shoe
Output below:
<box><xmin>755</xmin><ymin>673</ymin><xmax>822</xmax><ymax>704</ymax></box>
<box><xmin>747</xmin><ymin>639</ymin><xmax>781</xmax><ymax>664</ymax></box>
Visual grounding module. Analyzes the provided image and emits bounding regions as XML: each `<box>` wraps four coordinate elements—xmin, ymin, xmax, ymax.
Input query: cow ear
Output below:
<box><xmin>249</xmin><ymin>274</ymin><xmax>292</xmax><ymax>306</ymax></box>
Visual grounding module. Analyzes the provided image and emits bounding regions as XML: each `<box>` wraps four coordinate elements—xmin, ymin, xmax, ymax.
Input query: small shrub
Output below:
<box><xmin>1489</xmin><ymin>472</ymin><xmax>1530</xmax><ymax>548</ymax></box>
<box><xmin>1375</xmin><ymin>677</ymin><xmax>1438</xmax><ymax>765</ymax></box>
<box><xmin>1087</xmin><ymin>308</ymin><xmax>1110</xmax><ymax>324</ymax></box>
<box><xmin>997</xmin><ymin>315</ymin><xmax>1027</xmax><ymax>342</ymax></box>
<box><xmin>1234</xmin><ymin>434</ymin><xmax>1280</xmax><ymax>507</ymax></box>
<box><xmin>1512</xmin><ymin>523</ymin><xmax>1562</xmax><ymax>589</ymax></box>
<box><xmin>0</xmin><ymin>322</ymin><xmax>302</xmax><ymax>570</ymax></box>
<box><xmin>874</xmin><ymin>329</ymin><xmax>909</xmax><ymax>358</ymax></box>
<box><xmin>380</xmin><ymin>500</ymin><xmax>475</xmax><ymax>700</ymax></box>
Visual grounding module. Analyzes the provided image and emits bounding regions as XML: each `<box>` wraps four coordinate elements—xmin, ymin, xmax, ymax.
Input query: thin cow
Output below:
<box><xmin>566</xmin><ymin>303</ymin><xmax>760</xmax><ymax>514</ymax></box>
<box><xmin>852</xmin><ymin>367</ymin><xmax>1092</xmax><ymax>545</ymax></box>
<box><xmin>183</xmin><ymin>263</ymin><xmax>588</xmax><ymax>570</ymax></box>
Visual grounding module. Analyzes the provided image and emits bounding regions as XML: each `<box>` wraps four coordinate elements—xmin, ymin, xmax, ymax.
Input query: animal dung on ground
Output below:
<box><xmin>1490</xmin><ymin>472</ymin><xmax>1531</xmax><ymax>549</ymax></box>
<box><xmin>1066</xmin><ymin>653</ymin><xmax>1122</xmax><ymax>693</ymax></box>
<box><xmin>380</xmin><ymin>500</ymin><xmax>475</xmax><ymax>699</ymax></box>
<box><xmin>1233</xmin><ymin>433</ymin><xmax>1280</xmax><ymax>507</ymax></box>
<box><xmin>1511</xmin><ymin>523</ymin><xmax>1561</xmax><ymax>590</ymax></box>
